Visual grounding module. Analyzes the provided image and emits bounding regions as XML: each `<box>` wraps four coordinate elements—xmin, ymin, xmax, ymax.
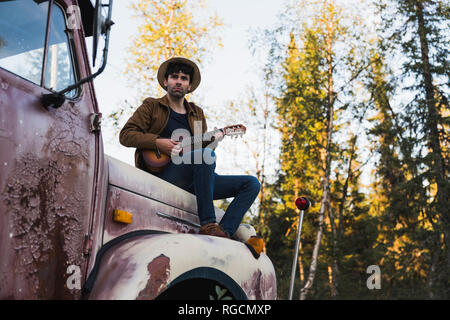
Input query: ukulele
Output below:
<box><xmin>142</xmin><ymin>124</ymin><xmax>246</xmax><ymax>173</ymax></box>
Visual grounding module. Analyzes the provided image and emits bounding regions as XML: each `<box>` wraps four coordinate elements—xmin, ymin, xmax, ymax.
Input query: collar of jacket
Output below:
<box><xmin>158</xmin><ymin>94</ymin><xmax>196</xmax><ymax>115</ymax></box>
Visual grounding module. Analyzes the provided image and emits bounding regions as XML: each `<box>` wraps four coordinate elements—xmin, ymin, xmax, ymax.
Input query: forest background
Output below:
<box><xmin>97</xmin><ymin>0</ymin><xmax>449</xmax><ymax>299</ymax></box>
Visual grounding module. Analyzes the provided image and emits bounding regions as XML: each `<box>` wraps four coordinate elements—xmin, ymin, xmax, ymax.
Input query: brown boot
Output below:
<box><xmin>198</xmin><ymin>223</ymin><xmax>229</xmax><ymax>238</ymax></box>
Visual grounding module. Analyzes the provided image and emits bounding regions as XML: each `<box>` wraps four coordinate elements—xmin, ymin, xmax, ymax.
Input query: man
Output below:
<box><xmin>119</xmin><ymin>57</ymin><xmax>261</xmax><ymax>239</ymax></box>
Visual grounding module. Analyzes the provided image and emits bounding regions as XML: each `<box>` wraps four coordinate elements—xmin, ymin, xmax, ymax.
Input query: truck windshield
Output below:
<box><xmin>0</xmin><ymin>0</ymin><xmax>78</xmax><ymax>98</ymax></box>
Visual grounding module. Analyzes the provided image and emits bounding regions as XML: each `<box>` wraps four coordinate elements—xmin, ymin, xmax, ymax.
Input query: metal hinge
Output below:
<box><xmin>89</xmin><ymin>113</ymin><xmax>102</xmax><ymax>132</ymax></box>
<box><xmin>83</xmin><ymin>234</ymin><xmax>93</xmax><ymax>256</ymax></box>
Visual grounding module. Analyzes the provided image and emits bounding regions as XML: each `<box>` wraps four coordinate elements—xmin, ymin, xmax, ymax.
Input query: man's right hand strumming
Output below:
<box><xmin>156</xmin><ymin>138</ymin><xmax>181</xmax><ymax>157</ymax></box>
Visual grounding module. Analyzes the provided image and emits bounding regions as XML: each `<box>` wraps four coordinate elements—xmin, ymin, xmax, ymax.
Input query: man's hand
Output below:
<box><xmin>156</xmin><ymin>138</ymin><xmax>181</xmax><ymax>157</ymax></box>
<box><xmin>213</xmin><ymin>127</ymin><xmax>225</xmax><ymax>143</ymax></box>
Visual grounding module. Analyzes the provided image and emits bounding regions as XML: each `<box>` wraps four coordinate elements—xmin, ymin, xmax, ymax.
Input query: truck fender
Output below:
<box><xmin>84</xmin><ymin>231</ymin><xmax>277</xmax><ymax>300</ymax></box>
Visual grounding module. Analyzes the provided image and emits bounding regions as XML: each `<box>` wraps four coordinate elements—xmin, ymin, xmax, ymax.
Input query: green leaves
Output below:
<box><xmin>209</xmin><ymin>285</ymin><xmax>232</xmax><ymax>300</ymax></box>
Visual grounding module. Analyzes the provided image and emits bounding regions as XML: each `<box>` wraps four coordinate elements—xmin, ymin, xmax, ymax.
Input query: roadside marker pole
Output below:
<box><xmin>288</xmin><ymin>197</ymin><xmax>310</xmax><ymax>300</ymax></box>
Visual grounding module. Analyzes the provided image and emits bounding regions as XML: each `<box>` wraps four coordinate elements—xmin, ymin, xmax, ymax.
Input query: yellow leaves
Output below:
<box><xmin>124</xmin><ymin>0</ymin><xmax>223</xmax><ymax>97</ymax></box>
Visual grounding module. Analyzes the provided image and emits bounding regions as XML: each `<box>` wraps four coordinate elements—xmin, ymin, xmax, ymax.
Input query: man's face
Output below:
<box><xmin>164</xmin><ymin>71</ymin><xmax>192</xmax><ymax>99</ymax></box>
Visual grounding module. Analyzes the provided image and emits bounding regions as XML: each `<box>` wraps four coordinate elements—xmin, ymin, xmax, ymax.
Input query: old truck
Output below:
<box><xmin>0</xmin><ymin>0</ymin><xmax>276</xmax><ymax>299</ymax></box>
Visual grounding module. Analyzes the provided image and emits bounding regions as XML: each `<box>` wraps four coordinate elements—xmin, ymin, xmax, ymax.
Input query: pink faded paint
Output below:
<box><xmin>242</xmin><ymin>269</ymin><xmax>277</xmax><ymax>300</ymax></box>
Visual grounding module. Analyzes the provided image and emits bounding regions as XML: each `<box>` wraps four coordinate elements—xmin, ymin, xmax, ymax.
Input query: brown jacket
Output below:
<box><xmin>119</xmin><ymin>94</ymin><xmax>210</xmax><ymax>170</ymax></box>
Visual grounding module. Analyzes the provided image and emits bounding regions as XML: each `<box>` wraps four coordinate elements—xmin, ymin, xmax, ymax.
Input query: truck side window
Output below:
<box><xmin>0</xmin><ymin>0</ymin><xmax>78</xmax><ymax>98</ymax></box>
<box><xmin>44</xmin><ymin>3</ymin><xmax>78</xmax><ymax>98</ymax></box>
<box><xmin>0</xmin><ymin>0</ymin><xmax>49</xmax><ymax>85</ymax></box>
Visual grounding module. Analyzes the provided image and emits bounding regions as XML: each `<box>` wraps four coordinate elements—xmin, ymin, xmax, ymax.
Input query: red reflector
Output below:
<box><xmin>295</xmin><ymin>197</ymin><xmax>310</xmax><ymax>210</ymax></box>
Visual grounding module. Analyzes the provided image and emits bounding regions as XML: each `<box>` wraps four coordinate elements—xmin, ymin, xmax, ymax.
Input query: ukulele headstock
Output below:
<box><xmin>223</xmin><ymin>124</ymin><xmax>246</xmax><ymax>138</ymax></box>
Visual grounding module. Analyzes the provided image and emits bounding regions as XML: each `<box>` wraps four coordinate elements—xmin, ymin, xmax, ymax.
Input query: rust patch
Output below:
<box><xmin>137</xmin><ymin>254</ymin><xmax>170</xmax><ymax>300</ymax></box>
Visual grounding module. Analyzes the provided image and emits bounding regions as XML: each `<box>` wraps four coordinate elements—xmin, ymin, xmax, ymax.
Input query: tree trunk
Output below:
<box><xmin>299</xmin><ymin>196</ymin><xmax>326</xmax><ymax>300</ymax></box>
<box><xmin>258</xmin><ymin>92</ymin><xmax>270</xmax><ymax>234</ymax></box>
<box><xmin>328</xmin><ymin>204</ymin><xmax>339</xmax><ymax>299</ymax></box>
<box><xmin>299</xmin><ymin>241</ymin><xmax>305</xmax><ymax>284</ymax></box>
<box><xmin>328</xmin><ymin>136</ymin><xmax>357</xmax><ymax>298</ymax></box>
<box><xmin>300</xmin><ymin>15</ymin><xmax>335</xmax><ymax>299</ymax></box>
<box><xmin>415</xmin><ymin>0</ymin><xmax>449</xmax><ymax>292</ymax></box>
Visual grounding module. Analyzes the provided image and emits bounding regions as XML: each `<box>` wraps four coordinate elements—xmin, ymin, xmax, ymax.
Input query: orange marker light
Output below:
<box><xmin>113</xmin><ymin>209</ymin><xmax>133</xmax><ymax>224</ymax></box>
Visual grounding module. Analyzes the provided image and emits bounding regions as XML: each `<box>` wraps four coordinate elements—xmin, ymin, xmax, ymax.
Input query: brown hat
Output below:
<box><xmin>157</xmin><ymin>57</ymin><xmax>201</xmax><ymax>93</ymax></box>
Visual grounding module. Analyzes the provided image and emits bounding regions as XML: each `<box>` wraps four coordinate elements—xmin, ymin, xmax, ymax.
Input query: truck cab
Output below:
<box><xmin>0</xmin><ymin>0</ymin><xmax>276</xmax><ymax>299</ymax></box>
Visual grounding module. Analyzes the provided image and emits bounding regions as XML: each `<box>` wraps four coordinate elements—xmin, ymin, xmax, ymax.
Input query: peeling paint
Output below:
<box><xmin>3</xmin><ymin>154</ymin><xmax>86</xmax><ymax>298</ymax></box>
<box><xmin>43</xmin><ymin>104</ymin><xmax>89</xmax><ymax>161</ymax></box>
<box><xmin>0</xmin><ymin>67</ymin><xmax>96</xmax><ymax>297</ymax></box>
<box><xmin>137</xmin><ymin>254</ymin><xmax>170</xmax><ymax>300</ymax></box>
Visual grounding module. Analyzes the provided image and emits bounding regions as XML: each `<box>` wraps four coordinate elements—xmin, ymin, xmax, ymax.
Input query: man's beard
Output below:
<box><xmin>168</xmin><ymin>85</ymin><xmax>187</xmax><ymax>99</ymax></box>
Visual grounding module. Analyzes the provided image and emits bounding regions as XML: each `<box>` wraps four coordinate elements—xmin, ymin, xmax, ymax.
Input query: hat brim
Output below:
<box><xmin>157</xmin><ymin>57</ymin><xmax>201</xmax><ymax>93</ymax></box>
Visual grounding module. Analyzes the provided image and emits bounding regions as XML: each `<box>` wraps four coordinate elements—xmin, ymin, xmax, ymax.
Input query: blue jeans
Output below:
<box><xmin>154</xmin><ymin>148</ymin><xmax>261</xmax><ymax>236</ymax></box>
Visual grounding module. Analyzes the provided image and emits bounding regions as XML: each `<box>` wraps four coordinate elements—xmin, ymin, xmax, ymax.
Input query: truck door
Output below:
<box><xmin>0</xmin><ymin>0</ymin><xmax>100</xmax><ymax>299</ymax></box>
